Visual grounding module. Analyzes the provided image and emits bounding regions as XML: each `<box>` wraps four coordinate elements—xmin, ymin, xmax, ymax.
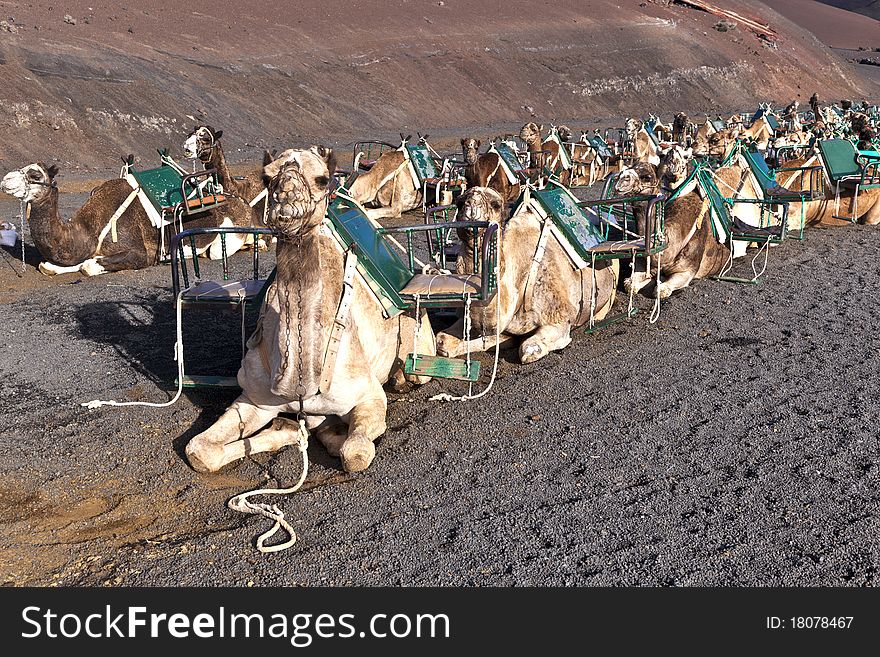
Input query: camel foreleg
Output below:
<box><xmin>185</xmin><ymin>399</ymin><xmax>280</xmax><ymax>473</ymax></box>
<box><xmin>519</xmin><ymin>323</ymin><xmax>572</xmax><ymax>364</ymax></box>
<box><xmin>338</xmin><ymin>396</ymin><xmax>388</xmax><ymax>473</ymax></box>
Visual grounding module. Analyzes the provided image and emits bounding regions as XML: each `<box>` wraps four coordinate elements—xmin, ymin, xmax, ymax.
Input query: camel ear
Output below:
<box><xmin>316</xmin><ymin>145</ymin><xmax>337</xmax><ymax>178</ymax></box>
<box><xmin>46</xmin><ymin>164</ymin><xmax>59</xmax><ymax>179</ymax></box>
<box><xmin>214</xmin><ymin>129</ymin><xmax>223</xmax><ymax>140</ymax></box>
<box><xmin>460</xmin><ymin>138</ymin><xmax>466</xmax><ymax>146</ymax></box>
<box><xmin>538</xmin><ymin>124</ymin><xmax>544</xmax><ymax>132</ymax></box>
<box><xmin>476</xmin><ymin>139</ymin><xmax>481</xmax><ymax>148</ymax></box>
<box><xmin>263</xmin><ymin>150</ymin><xmax>274</xmax><ymax>167</ymax></box>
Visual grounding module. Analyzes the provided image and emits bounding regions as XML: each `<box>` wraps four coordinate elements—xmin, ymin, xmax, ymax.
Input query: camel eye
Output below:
<box><xmin>26</xmin><ymin>170</ymin><xmax>40</xmax><ymax>181</ymax></box>
<box><xmin>490</xmin><ymin>200</ymin><xmax>502</xmax><ymax>211</ymax></box>
<box><xmin>314</xmin><ymin>176</ymin><xmax>329</xmax><ymax>188</ymax></box>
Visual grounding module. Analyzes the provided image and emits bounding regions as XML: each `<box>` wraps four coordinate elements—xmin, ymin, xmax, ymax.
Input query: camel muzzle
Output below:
<box><xmin>0</xmin><ymin>172</ymin><xmax>27</xmax><ymax>199</ymax></box>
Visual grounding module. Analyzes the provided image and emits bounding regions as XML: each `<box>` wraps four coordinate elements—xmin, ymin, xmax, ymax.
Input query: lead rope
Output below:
<box><xmin>82</xmin><ymin>290</ymin><xmax>187</xmax><ymax>409</ymax></box>
<box><xmin>463</xmin><ymin>294</ymin><xmax>474</xmax><ymax>397</ymax></box>
<box><xmin>649</xmin><ymin>249</ymin><xmax>662</xmax><ymax>324</ymax></box>
<box><xmin>18</xmin><ymin>200</ymin><xmax>27</xmax><ymax>275</ymax></box>
<box><xmin>226</xmin><ymin>420</ymin><xmax>310</xmax><ymax>553</ymax></box>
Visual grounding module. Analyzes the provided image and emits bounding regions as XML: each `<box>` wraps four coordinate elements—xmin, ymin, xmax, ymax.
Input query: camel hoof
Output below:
<box><xmin>656</xmin><ymin>283</ymin><xmax>675</xmax><ymax>300</ymax></box>
<box><xmin>340</xmin><ymin>436</ymin><xmax>375</xmax><ymax>473</ymax></box>
<box><xmin>38</xmin><ymin>262</ymin><xmax>55</xmax><ymax>276</ymax></box>
<box><xmin>520</xmin><ymin>342</ymin><xmax>547</xmax><ymax>364</ymax></box>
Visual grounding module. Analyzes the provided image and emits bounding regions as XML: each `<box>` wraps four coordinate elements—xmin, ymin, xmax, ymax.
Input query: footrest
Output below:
<box><xmin>404</xmin><ymin>354</ymin><xmax>480</xmax><ymax>382</ymax></box>
<box><xmin>177</xmin><ymin>375</ymin><xmax>240</xmax><ymax>388</ymax></box>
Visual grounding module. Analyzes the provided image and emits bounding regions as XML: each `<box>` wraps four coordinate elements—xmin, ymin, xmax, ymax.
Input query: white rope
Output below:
<box><xmin>649</xmin><ymin>249</ymin><xmax>662</xmax><ymax>324</ymax></box>
<box><xmin>411</xmin><ymin>294</ymin><xmax>421</xmax><ymax>366</ymax></box>
<box><xmin>81</xmin><ymin>290</ymin><xmax>187</xmax><ymax>409</ymax></box>
<box><xmin>239</xmin><ymin>287</ymin><xmax>247</xmax><ymax>358</ymax></box>
<box><xmin>227</xmin><ymin>419</ymin><xmax>310</xmax><ymax>553</ymax></box>
<box><xmin>463</xmin><ymin>294</ymin><xmax>473</xmax><ymax>397</ymax></box>
<box><xmin>19</xmin><ymin>200</ymin><xmax>27</xmax><ymax>274</ymax></box>
<box><xmin>430</xmin><ymin>265</ymin><xmax>502</xmax><ymax>402</ymax></box>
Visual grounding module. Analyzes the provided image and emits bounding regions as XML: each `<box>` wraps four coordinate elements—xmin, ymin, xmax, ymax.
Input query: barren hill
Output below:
<box><xmin>0</xmin><ymin>0</ymin><xmax>877</xmax><ymax>173</ymax></box>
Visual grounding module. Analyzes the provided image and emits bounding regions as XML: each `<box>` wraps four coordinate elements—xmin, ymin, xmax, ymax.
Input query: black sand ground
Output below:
<box><xmin>1</xmin><ymin>187</ymin><xmax>878</xmax><ymax>586</ymax></box>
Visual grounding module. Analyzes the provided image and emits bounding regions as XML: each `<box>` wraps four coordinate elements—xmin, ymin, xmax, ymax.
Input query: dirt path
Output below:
<box><xmin>1</xmin><ymin>183</ymin><xmax>879</xmax><ymax>586</ymax></box>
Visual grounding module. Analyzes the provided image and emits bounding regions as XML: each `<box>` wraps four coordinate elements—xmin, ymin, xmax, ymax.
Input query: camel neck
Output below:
<box><xmin>205</xmin><ymin>146</ymin><xmax>232</xmax><ymax>187</ymax></box>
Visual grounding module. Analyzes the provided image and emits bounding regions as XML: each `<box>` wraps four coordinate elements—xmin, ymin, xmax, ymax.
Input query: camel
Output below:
<box><xmin>347</xmin><ymin>139</ymin><xmax>425</xmax><ymax>220</ymax></box>
<box><xmin>541</xmin><ymin>125</ymin><xmax>575</xmax><ymax>183</ymax></box>
<box><xmin>435</xmin><ymin>186</ymin><xmax>619</xmax><ymax>365</ymax></box>
<box><xmin>184</xmin><ymin>126</ymin><xmax>267</xmax><ymax>211</ymax></box>
<box><xmin>461</xmin><ymin>137</ymin><xmax>519</xmax><ymax>204</ymax></box>
<box><xmin>0</xmin><ymin>163</ymin><xmax>254</xmax><ymax>275</ymax></box>
<box><xmin>461</xmin><ymin>123</ymin><xmax>544</xmax><ymax>204</ymax></box>
<box><xmin>185</xmin><ymin>146</ymin><xmax>436</xmax><ymax>474</ymax></box>
<box><xmin>692</xmin><ymin>127</ymin><xmax>739</xmax><ymax>160</ymax></box>
<box><xmin>672</xmin><ymin>112</ymin><xmax>692</xmax><ymax>145</ymax></box>
<box><xmin>648</xmin><ymin>114</ymin><xmax>674</xmax><ymax>142</ymax></box>
<box><xmin>619</xmin><ymin>145</ymin><xmax>768</xmax><ymax>298</ymax></box>
<box><xmin>625</xmin><ymin>118</ymin><xmax>661</xmax><ymax>166</ymax></box>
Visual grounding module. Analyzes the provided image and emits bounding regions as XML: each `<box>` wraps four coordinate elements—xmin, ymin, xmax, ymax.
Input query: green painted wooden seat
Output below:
<box><xmin>130</xmin><ymin>163</ymin><xmax>186</xmax><ymax>210</ymax></box>
<box><xmin>696</xmin><ymin>168</ymin><xmax>785</xmax><ymax>244</ymax></box>
<box><xmin>405</xmin><ymin>143</ymin><xmax>441</xmax><ymax>185</ymax></box>
<box><xmin>327</xmin><ymin>190</ymin><xmax>497</xmax><ymax>383</ymax></box>
<box><xmin>494</xmin><ymin>142</ymin><xmax>527</xmax><ymax>178</ymax></box>
<box><xmin>819</xmin><ymin>139</ymin><xmax>880</xmax><ymax>186</ymax></box>
<box><xmin>326</xmin><ymin>192</ymin><xmax>498</xmax><ymax>311</ymax></box>
<box><xmin>587</xmin><ymin>135</ymin><xmax>614</xmax><ymax>160</ymax></box>
<box><xmin>743</xmin><ymin>146</ymin><xmax>822</xmax><ymax>202</ymax></box>
<box><xmin>530</xmin><ymin>184</ymin><xmax>604</xmax><ymax>262</ymax></box>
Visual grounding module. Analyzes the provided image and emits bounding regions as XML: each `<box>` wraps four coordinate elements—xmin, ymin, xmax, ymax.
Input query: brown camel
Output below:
<box><xmin>183</xmin><ymin>125</ymin><xmax>269</xmax><ymax>216</ymax></box>
<box><xmin>435</xmin><ymin>186</ymin><xmax>619</xmax><ymax>364</ymax></box>
<box><xmin>460</xmin><ymin>123</ymin><xmax>545</xmax><ymax>204</ymax></box>
<box><xmin>186</xmin><ymin>146</ymin><xmax>436</xmax><ymax>474</ymax></box>
<box><xmin>1</xmin><ymin>163</ymin><xmax>254</xmax><ymax>275</ymax></box>
<box><xmin>618</xmin><ymin>146</ymin><xmax>767</xmax><ymax>298</ymax></box>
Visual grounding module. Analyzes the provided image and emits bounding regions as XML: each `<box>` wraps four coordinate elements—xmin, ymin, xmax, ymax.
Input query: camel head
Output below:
<box><xmin>519</xmin><ymin>122</ymin><xmax>543</xmax><ymax>148</ymax></box>
<box><xmin>1</xmin><ymin>163</ymin><xmax>59</xmax><ymax>203</ymax></box>
<box><xmin>263</xmin><ymin>146</ymin><xmax>336</xmax><ymax>236</ymax></box>
<box><xmin>693</xmin><ymin>128</ymin><xmax>737</xmax><ymax>158</ymax></box>
<box><xmin>183</xmin><ymin>125</ymin><xmax>223</xmax><ymax>162</ymax></box>
<box><xmin>557</xmin><ymin>125</ymin><xmax>574</xmax><ymax>142</ymax></box>
<box><xmin>657</xmin><ymin>144</ymin><xmax>693</xmax><ymax>189</ymax></box>
<box><xmin>453</xmin><ymin>187</ymin><xmax>505</xmax><ymax>268</ymax></box>
<box><xmin>460</xmin><ymin>137</ymin><xmax>481</xmax><ymax>165</ymax></box>
<box><xmin>455</xmin><ymin>186</ymin><xmax>505</xmax><ymax>224</ymax></box>
<box><xmin>672</xmin><ymin>112</ymin><xmax>690</xmax><ymax>142</ymax></box>
<box><xmin>613</xmin><ymin>162</ymin><xmax>659</xmax><ymax>197</ymax></box>
<box><xmin>624</xmin><ymin>118</ymin><xmax>641</xmax><ymax>142</ymax></box>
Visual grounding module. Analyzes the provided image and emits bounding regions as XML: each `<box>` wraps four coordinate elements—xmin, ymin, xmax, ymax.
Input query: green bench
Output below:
<box><xmin>817</xmin><ymin>138</ymin><xmax>880</xmax><ymax>220</ymax></box>
<box><xmin>742</xmin><ymin>144</ymin><xmax>824</xmax><ymax>239</ymax></box>
<box><xmin>695</xmin><ymin>165</ymin><xmax>786</xmax><ymax>283</ymax></box>
<box><xmin>170</xmin><ymin>226</ymin><xmax>277</xmax><ymax>388</ymax></box>
<box><xmin>327</xmin><ymin>188</ymin><xmax>499</xmax><ymax>382</ymax></box>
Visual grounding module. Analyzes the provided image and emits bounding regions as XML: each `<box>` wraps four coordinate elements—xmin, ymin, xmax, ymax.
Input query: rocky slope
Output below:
<box><xmin>0</xmin><ymin>0</ymin><xmax>877</xmax><ymax>174</ymax></box>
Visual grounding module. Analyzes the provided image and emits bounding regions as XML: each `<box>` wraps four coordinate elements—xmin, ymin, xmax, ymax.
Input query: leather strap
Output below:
<box><xmin>523</xmin><ymin>219</ymin><xmax>551</xmax><ymax>312</ymax></box>
<box><xmin>319</xmin><ymin>249</ymin><xmax>358</xmax><ymax>394</ymax></box>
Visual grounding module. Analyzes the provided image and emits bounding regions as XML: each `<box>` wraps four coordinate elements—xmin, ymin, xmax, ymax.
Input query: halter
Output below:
<box><xmin>192</xmin><ymin>127</ymin><xmax>218</xmax><ymax>160</ymax></box>
<box><xmin>266</xmin><ymin>158</ymin><xmax>329</xmax><ymax>234</ymax></box>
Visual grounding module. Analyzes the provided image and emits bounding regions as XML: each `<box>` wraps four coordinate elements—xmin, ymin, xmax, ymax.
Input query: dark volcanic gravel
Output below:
<box><xmin>0</xmin><ymin>192</ymin><xmax>879</xmax><ymax>587</ymax></box>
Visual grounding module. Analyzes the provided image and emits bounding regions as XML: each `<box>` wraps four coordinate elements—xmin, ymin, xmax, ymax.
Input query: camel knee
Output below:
<box><xmin>185</xmin><ymin>431</ymin><xmax>228</xmax><ymax>473</ymax></box>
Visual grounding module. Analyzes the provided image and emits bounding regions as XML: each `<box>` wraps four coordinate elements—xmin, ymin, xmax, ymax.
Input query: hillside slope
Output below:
<box><xmin>0</xmin><ymin>0</ymin><xmax>877</xmax><ymax>172</ymax></box>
